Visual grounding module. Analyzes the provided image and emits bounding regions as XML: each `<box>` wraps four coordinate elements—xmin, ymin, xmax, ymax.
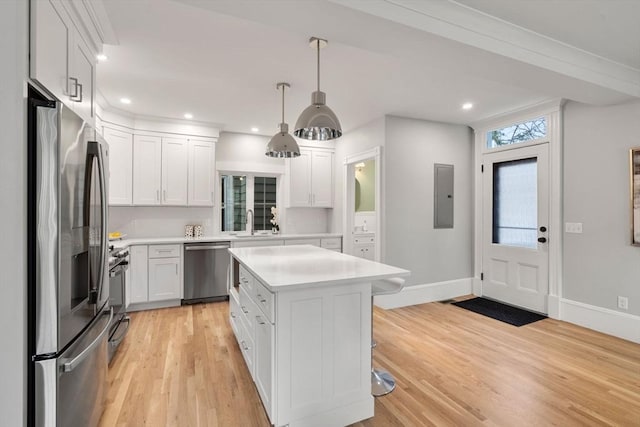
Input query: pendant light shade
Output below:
<box><xmin>266</xmin><ymin>82</ymin><xmax>300</xmax><ymax>158</ymax></box>
<box><xmin>293</xmin><ymin>37</ymin><xmax>342</xmax><ymax>141</ymax></box>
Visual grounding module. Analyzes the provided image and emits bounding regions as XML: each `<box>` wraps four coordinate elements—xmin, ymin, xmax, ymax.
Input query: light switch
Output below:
<box><xmin>565</xmin><ymin>222</ymin><xmax>583</xmax><ymax>233</ymax></box>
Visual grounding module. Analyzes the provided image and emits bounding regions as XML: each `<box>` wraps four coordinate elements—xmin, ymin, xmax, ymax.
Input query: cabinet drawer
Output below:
<box><xmin>284</xmin><ymin>238</ymin><xmax>321</xmax><ymax>247</ymax></box>
<box><xmin>148</xmin><ymin>244</ymin><xmax>181</xmax><ymax>258</ymax></box>
<box><xmin>240</xmin><ymin>286</ymin><xmax>259</xmax><ymax>334</ymax></box>
<box><xmin>239</xmin><ymin>264</ymin><xmax>255</xmax><ymax>295</ymax></box>
<box><xmin>353</xmin><ymin>235</ymin><xmax>375</xmax><ymax>244</ymax></box>
<box><xmin>253</xmin><ymin>279</ymin><xmax>275</xmax><ymax>324</ymax></box>
<box><xmin>320</xmin><ymin>237</ymin><xmax>341</xmax><ymax>250</ymax></box>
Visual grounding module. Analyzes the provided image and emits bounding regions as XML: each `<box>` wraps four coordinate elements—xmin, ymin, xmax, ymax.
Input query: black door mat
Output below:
<box><xmin>452</xmin><ymin>297</ymin><xmax>547</xmax><ymax>327</ymax></box>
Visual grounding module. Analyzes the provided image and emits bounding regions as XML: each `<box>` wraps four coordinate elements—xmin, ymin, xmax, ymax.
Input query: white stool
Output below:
<box><xmin>371</xmin><ymin>277</ymin><xmax>405</xmax><ymax>397</ymax></box>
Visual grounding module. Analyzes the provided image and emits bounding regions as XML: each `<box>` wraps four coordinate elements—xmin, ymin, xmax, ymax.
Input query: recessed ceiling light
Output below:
<box><xmin>251</xmin><ymin>127</ymin><xmax>259</xmax><ymax>133</ymax></box>
<box><xmin>96</xmin><ymin>54</ymin><xmax>108</xmax><ymax>62</ymax></box>
<box><xmin>462</xmin><ymin>102</ymin><xmax>473</xmax><ymax>110</ymax></box>
<box><xmin>184</xmin><ymin>113</ymin><xmax>193</xmax><ymax>119</ymax></box>
<box><xmin>120</xmin><ymin>98</ymin><xmax>131</xmax><ymax>105</ymax></box>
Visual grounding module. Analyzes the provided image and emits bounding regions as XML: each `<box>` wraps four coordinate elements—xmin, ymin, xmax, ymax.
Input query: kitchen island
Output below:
<box><xmin>228</xmin><ymin>245</ymin><xmax>410</xmax><ymax>427</ymax></box>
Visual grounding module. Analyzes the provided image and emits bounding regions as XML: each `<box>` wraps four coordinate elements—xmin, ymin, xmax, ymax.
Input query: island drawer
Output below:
<box><xmin>148</xmin><ymin>244</ymin><xmax>181</xmax><ymax>258</ymax></box>
<box><xmin>239</xmin><ymin>265</ymin><xmax>255</xmax><ymax>294</ymax></box>
<box><xmin>253</xmin><ymin>279</ymin><xmax>274</xmax><ymax>324</ymax></box>
<box><xmin>240</xmin><ymin>286</ymin><xmax>259</xmax><ymax>333</ymax></box>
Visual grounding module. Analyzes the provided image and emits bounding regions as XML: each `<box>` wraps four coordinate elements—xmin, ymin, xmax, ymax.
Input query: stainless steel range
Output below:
<box><xmin>108</xmin><ymin>245</ymin><xmax>130</xmax><ymax>362</ymax></box>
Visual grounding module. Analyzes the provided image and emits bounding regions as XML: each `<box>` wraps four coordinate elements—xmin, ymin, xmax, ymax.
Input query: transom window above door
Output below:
<box><xmin>220</xmin><ymin>174</ymin><xmax>278</xmax><ymax>232</ymax></box>
<box><xmin>486</xmin><ymin>117</ymin><xmax>547</xmax><ymax>149</ymax></box>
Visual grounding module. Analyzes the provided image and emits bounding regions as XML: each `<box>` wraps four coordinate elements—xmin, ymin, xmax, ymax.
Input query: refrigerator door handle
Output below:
<box><xmin>89</xmin><ymin>141</ymin><xmax>109</xmax><ymax>307</ymax></box>
<box><xmin>62</xmin><ymin>308</ymin><xmax>113</xmax><ymax>373</ymax></box>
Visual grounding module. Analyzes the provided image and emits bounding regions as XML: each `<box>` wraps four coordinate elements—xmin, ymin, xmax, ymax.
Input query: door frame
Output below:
<box><xmin>472</xmin><ymin>99</ymin><xmax>564</xmax><ymax>318</ymax></box>
<box><xmin>343</xmin><ymin>146</ymin><xmax>382</xmax><ymax>260</ymax></box>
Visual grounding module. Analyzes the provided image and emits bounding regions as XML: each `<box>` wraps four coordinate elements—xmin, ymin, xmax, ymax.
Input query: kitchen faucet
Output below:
<box><xmin>246</xmin><ymin>209</ymin><xmax>254</xmax><ymax>235</ymax></box>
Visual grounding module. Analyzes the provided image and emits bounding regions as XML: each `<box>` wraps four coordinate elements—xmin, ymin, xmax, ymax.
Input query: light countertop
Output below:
<box><xmin>110</xmin><ymin>233</ymin><xmax>342</xmax><ymax>249</ymax></box>
<box><xmin>229</xmin><ymin>245</ymin><xmax>410</xmax><ymax>291</ymax></box>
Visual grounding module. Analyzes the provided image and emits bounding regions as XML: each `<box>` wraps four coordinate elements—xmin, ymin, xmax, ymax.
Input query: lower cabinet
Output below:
<box><xmin>254</xmin><ymin>313</ymin><xmax>274</xmax><ymax>420</ymax></box>
<box><xmin>127</xmin><ymin>244</ymin><xmax>183</xmax><ymax>311</ymax></box>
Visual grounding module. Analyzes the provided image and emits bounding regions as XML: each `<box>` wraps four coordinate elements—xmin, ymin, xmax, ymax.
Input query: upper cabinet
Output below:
<box><xmin>287</xmin><ymin>148</ymin><xmax>334</xmax><ymax>208</ymax></box>
<box><xmin>30</xmin><ymin>0</ymin><xmax>96</xmax><ymax>124</ymax></box>
<box><xmin>188</xmin><ymin>139</ymin><xmax>216</xmax><ymax>206</ymax></box>
<box><xmin>133</xmin><ymin>135</ymin><xmax>162</xmax><ymax>205</ymax></box>
<box><xmin>161</xmin><ymin>138</ymin><xmax>189</xmax><ymax>205</ymax></box>
<box><xmin>104</xmin><ymin>127</ymin><xmax>133</xmax><ymax>205</ymax></box>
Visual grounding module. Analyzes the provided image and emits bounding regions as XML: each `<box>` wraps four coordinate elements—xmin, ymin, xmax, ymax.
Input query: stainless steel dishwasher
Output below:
<box><xmin>183</xmin><ymin>242</ymin><xmax>230</xmax><ymax>303</ymax></box>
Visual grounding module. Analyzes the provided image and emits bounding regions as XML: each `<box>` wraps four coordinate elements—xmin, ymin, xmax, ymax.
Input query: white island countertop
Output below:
<box><xmin>229</xmin><ymin>244</ymin><xmax>410</xmax><ymax>291</ymax></box>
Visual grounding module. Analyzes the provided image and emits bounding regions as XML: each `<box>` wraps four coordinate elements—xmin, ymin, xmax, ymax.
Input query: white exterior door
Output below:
<box><xmin>162</xmin><ymin>137</ymin><xmax>188</xmax><ymax>205</ymax></box>
<box><xmin>482</xmin><ymin>143</ymin><xmax>549</xmax><ymax>313</ymax></box>
<box><xmin>133</xmin><ymin>135</ymin><xmax>162</xmax><ymax>205</ymax></box>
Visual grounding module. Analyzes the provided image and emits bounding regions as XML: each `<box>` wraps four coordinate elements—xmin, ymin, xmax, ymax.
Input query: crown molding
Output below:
<box><xmin>330</xmin><ymin>0</ymin><xmax>640</xmax><ymax>98</ymax></box>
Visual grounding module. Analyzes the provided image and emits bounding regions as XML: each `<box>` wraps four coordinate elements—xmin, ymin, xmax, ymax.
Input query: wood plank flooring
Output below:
<box><xmin>99</xmin><ymin>300</ymin><xmax>640</xmax><ymax>427</ymax></box>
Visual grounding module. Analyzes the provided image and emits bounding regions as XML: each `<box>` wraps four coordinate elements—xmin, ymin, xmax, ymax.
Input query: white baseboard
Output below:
<box><xmin>374</xmin><ymin>278</ymin><xmax>473</xmax><ymax>309</ymax></box>
<box><xmin>560</xmin><ymin>298</ymin><xmax>640</xmax><ymax>344</ymax></box>
<box><xmin>127</xmin><ymin>299</ymin><xmax>181</xmax><ymax>312</ymax></box>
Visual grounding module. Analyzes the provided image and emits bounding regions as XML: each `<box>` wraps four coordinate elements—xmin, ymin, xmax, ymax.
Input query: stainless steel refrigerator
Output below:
<box><xmin>28</xmin><ymin>86</ymin><xmax>111</xmax><ymax>427</ymax></box>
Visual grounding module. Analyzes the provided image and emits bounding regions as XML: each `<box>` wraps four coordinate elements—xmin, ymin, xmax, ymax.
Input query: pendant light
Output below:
<box><xmin>266</xmin><ymin>82</ymin><xmax>300</xmax><ymax>158</ymax></box>
<box><xmin>294</xmin><ymin>37</ymin><xmax>342</xmax><ymax>141</ymax></box>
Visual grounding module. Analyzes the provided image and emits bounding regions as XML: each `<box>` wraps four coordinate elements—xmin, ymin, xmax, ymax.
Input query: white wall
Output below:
<box><xmin>0</xmin><ymin>1</ymin><xmax>28</xmax><ymax>425</ymax></box>
<box><xmin>563</xmin><ymin>100</ymin><xmax>640</xmax><ymax>317</ymax></box>
<box><xmin>385</xmin><ymin>116</ymin><xmax>474</xmax><ymax>286</ymax></box>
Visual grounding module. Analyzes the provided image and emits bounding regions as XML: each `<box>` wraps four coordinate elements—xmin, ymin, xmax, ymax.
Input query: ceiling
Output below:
<box><xmin>98</xmin><ymin>0</ymin><xmax>640</xmax><ymax>135</ymax></box>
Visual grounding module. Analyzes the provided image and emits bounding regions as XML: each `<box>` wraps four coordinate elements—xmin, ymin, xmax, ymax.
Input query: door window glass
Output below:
<box><xmin>492</xmin><ymin>158</ymin><xmax>537</xmax><ymax>248</ymax></box>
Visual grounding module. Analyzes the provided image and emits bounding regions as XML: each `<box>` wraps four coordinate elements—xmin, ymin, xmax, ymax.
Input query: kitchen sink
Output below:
<box><xmin>234</xmin><ymin>233</ymin><xmax>273</xmax><ymax>238</ymax></box>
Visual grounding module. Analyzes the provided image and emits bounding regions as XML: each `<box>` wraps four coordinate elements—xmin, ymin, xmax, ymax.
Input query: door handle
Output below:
<box><xmin>69</xmin><ymin>77</ymin><xmax>79</xmax><ymax>100</ymax></box>
<box><xmin>537</xmin><ymin>237</ymin><xmax>547</xmax><ymax>243</ymax></box>
<box><xmin>539</xmin><ymin>226</ymin><xmax>547</xmax><ymax>232</ymax></box>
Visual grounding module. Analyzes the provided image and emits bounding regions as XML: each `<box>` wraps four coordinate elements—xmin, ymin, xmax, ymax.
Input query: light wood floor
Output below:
<box><xmin>99</xmin><ymin>300</ymin><xmax>640</xmax><ymax>427</ymax></box>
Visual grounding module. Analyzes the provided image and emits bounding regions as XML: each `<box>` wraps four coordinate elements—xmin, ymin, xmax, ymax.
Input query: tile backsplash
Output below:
<box><xmin>109</xmin><ymin>206</ymin><xmax>214</xmax><ymax>238</ymax></box>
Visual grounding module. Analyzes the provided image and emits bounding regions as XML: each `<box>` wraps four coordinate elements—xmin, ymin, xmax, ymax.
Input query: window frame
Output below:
<box><xmin>217</xmin><ymin>171</ymin><xmax>281</xmax><ymax>234</ymax></box>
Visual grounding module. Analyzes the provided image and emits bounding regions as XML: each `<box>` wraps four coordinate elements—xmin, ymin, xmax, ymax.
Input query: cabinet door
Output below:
<box><xmin>354</xmin><ymin>244</ymin><xmax>375</xmax><ymax>260</ymax></box>
<box><xmin>133</xmin><ymin>135</ymin><xmax>162</xmax><ymax>205</ymax></box>
<box><xmin>148</xmin><ymin>257</ymin><xmax>181</xmax><ymax>301</ymax></box>
<box><xmin>30</xmin><ymin>0</ymin><xmax>71</xmax><ymax>105</ymax></box>
<box><xmin>103</xmin><ymin>128</ymin><xmax>133</xmax><ymax>205</ymax></box>
<box><xmin>70</xmin><ymin>33</ymin><xmax>95</xmax><ymax>124</ymax></box>
<box><xmin>129</xmin><ymin>246</ymin><xmax>149</xmax><ymax>304</ymax></box>
<box><xmin>255</xmin><ymin>317</ymin><xmax>274</xmax><ymax>421</ymax></box>
<box><xmin>187</xmin><ymin>139</ymin><xmax>215</xmax><ymax>206</ymax></box>
<box><xmin>162</xmin><ymin>138</ymin><xmax>188</xmax><ymax>205</ymax></box>
<box><xmin>311</xmin><ymin>151</ymin><xmax>333</xmax><ymax>207</ymax></box>
<box><xmin>288</xmin><ymin>149</ymin><xmax>312</xmax><ymax>207</ymax></box>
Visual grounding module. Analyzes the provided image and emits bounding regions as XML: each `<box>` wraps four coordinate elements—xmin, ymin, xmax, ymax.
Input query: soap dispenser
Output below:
<box><xmin>363</xmin><ymin>220</ymin><xmax>367</xmax><ymax>232</ymax></box>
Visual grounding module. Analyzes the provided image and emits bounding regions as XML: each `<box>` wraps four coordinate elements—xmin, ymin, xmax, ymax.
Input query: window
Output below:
<box><xmin>486</xmin><ymin>117</ymin><xmax>547</xmax><ymax>148</ymax></box>
<box><xmin>220</xmin><ymin>174</ymin><xmax>278</xmax><ymax>232</ymax></box>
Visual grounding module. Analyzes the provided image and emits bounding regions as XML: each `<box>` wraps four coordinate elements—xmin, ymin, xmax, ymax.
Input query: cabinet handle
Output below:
<box><xmin>163</xmin><ymin>190</ymin><xmax>167</xmax><ymax>201</ymax></box>
<box><xmin>175</xmin><ymin>264</ymin><xmax>178</xmax><ymax>274</ymax></box>
<box><xmin>313</xmin><ymin>194</ymin><xmax>315</xmax><ymax>204</ymax></box>
<box><xmin>156</xmin><ymin>190</ymin><xmax>160</xmax><ymax>201</ymax></box>
<box><xmin>69</xmin><ymin>77</ymin><xmax>79</xmax><ymax>101</ymax></box>
<box><xmin>241</xmin><ymin>340</ymin><xmax>248</xmax><ymax>351</ymax></box>
<box><xmin>257</xmin><ymin>294</ymin><xmax>267</xmax><ymax>304</ymax></box>
<box><xmin>230</xmin><ymin>312</ymin><xmax>236</xmax><ymax>318</ymax></box>
<box><xmin>256</xmin><ymin>316</ymin><xmax>265</xmax><ymax>325</ymax></box>
<box><xmin>77</xmin><ymin>83</ymin><xmax>83</xmax><ymax>103</ymax></box>
<box><xmin>241</xmin><ymin>305</ymin><xmax>248</xmax><ymax>314</ymax></box>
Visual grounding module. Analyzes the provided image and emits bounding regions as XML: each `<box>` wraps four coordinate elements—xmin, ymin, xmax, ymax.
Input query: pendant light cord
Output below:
<box><xmin>317</xmin><ymin>38</ymin><xmax>320</xmax><ymax>92</ymax></box>
<box><xmin>281</xmin><ymin>84</ymin><xmax>285</xmax><ymax>123</ymax></box>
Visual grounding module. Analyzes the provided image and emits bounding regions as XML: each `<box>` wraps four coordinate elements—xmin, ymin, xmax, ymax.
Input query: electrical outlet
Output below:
<box><xmin>617</xmin><ymin>296</ymin><xmax>629</xmax><ymax>310</ymax></box>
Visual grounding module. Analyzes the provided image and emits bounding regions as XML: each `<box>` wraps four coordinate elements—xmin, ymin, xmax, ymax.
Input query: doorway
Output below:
<box><xmin>482</xmin><ymin>143</ymin><xmax>549</xmax><ymax>313</ymax></box>
<box><xmin>344</xmin><ymin>147</ymin><xmax>382</xmax><ymax>260</ymax></box>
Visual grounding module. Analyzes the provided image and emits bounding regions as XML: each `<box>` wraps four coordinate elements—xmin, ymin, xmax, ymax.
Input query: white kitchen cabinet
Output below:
<box><xmin>284</xmin><ymin>238</ymin><xmax>321</xmax><ymax>247</ymax></box>
<box><xmin>353</xmin><ymin>234</ymin><xmax>375</xmax><ymax>260</ymax></box>
<box><xmin>162</xmin><ymin>137</ymin><xmax>189</xmax><ymax>205</ymax></box>
<box><xmin>188</xmin><ymin>139</ymin><xmax>215</xmax><ymax>206</ymax></box>
<box><xmin>128</xmin><ymin>245</ymin><xmax>149</xmax><ymax>305</ymax></box>
<box><xmin>287</xmin><ymin>148</ymin><xmax>334</xmax><ymax>207</ymax></box>
<box><xmin>30</xmin><ymin>0</ymin><xmax>96</xmax><ymax>124</ymax></box>
<box><xmin>148</xmin><ymin>257</ymin><xmax>181</xmax><ymax>301</ymax></box>
<box><xmin>104</xmin><ymin>127</ymin><xmax>133</xmax><ymax>205</ymax></box>
<box><xmin>133</xmin><ymin>135</ymin><xmax>162</xmax><ymax>205</ymax></box>
<box><xmin>254</xmin><ymin>313</ymin><xmax>274</xmax><ymax>420</ymax></box>
<box><xmin>128</xmin><ymin>244</ymin><xmax>183</xmax><ymax>311</ymax></box>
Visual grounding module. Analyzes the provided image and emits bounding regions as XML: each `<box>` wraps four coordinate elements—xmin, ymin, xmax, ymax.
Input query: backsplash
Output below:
<box><xmin>284</xmin><ymin>208</ymin><xmax>329</xmax><ymax>234</ymax></box>
<box><xmin>109</xmin><ymin>206</ymin><xmax>214</xmax><ymax>238</ymax></box>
